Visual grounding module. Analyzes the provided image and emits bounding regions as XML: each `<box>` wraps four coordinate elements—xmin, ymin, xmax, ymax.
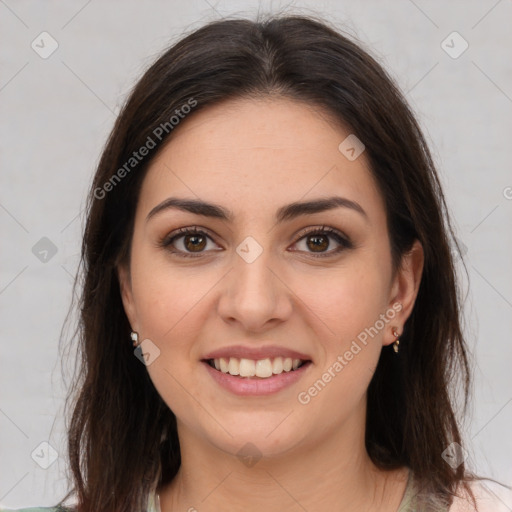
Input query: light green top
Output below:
<box><xmin>397</xmin><ymin>471</ymin><xmax>450</xmax><ymax>512</ymax></box>
<box><xmin>0</xmin><ymin>491</ymin><xmax>159</xmax><ymax>512</ymax></box>
<box><xmin>397</xmin><ymin>469</ymin><xmax>420</xmax><ymax>511</ymax></box>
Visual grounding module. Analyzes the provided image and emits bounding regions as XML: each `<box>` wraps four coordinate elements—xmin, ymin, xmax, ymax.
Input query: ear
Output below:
<box><xmin>383</xmin><ymin>239</ymin><xmax>424</xmax><ymax>347</ymax></box>
<box><xmin>117</xmin><ymin>263</ymin><xmax>138</xmax><ymax>331</ymax></box>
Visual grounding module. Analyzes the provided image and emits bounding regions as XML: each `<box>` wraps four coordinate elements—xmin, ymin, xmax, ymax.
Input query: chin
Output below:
<box><xmin>197</xmin><ymin>413</ymin><xmax>308</xmax><ymax>461</ymax></box>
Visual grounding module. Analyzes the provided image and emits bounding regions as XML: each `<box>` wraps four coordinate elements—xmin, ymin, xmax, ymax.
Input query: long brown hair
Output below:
<box><xmin>56</xmin><ymin>14</ymin><xmax>477</xmax><ymax>511</ymax></box>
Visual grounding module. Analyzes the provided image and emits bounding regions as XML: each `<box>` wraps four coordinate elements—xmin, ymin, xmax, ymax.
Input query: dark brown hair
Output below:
<box><xmin>57</xmin><ymin>14</ymin><xmax>477</xmax><ymax>511</ymax></box>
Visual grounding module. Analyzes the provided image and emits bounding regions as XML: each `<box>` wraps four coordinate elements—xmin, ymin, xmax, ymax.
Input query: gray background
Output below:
<box><xmin>1</xmin><ymin>0</ymin><xmax>511</xmax><ymax>508</ymax></box>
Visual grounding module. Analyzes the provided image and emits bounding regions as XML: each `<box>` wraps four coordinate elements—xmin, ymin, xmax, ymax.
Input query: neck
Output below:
<box><xmin>158</xmin><ymin>408</ymin><xmax>409</xmax><ymax>512</ymax></box>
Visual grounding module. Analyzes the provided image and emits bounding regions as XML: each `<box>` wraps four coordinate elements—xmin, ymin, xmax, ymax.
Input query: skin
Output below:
<box><xmin>118</xmin><ymin>96</ymin><xmax>424</xmax><ymax>512</ymax></box>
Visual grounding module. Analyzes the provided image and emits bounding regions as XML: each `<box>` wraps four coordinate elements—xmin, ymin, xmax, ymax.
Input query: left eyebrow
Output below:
<box><xmin>146</xmin><ymin>196</ymin><xmax>368</xmax><ymax>223</ymax></box>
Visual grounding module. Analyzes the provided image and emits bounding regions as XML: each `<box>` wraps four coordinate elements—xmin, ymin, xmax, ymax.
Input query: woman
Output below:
<box><xmin>4</xmin><ymin>14</ymin><xmax>509</xmax><ymax>512</ymax></box>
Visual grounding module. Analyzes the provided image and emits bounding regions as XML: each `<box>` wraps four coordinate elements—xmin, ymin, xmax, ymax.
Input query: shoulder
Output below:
<box><xmin>449</xmin><ymin>479</ymin><xmax>512</xmax><ymax>512</ymax></box>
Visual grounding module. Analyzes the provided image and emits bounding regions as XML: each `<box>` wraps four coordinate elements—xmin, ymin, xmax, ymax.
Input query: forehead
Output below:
<box><xmin>137</xmin><ymin>97</ymin><xmax>385</xmax><ymax>223</ymax></box>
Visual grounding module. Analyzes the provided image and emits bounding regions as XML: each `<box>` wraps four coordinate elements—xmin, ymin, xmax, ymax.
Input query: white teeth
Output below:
<box><xmin>211</xmin><ymin>356</ymin><xmax>307</xmax><ymax>378</ymax></box>
<box><xmin>220</xmin><ymin>357</ymin><xmax>229</xmax><ymax>373</ymax></box>
<box><xmin>255</xmin><ymin>358</ymin><xmax>273</xmax><ymax>378</ymax></box>
<box><xmin>228</xmin><ymin>358</ymin><xmax>240</xmax><ymax>375</ymax></box>
<box><xmin>272</xmin><ymin>357</ymin><xmax>283</xmax><ymax>374</ymax></box>
<box><xmin>239</xmin><ymin>358</ymin><xmax>256</xmax><ymax>377</ymax></box>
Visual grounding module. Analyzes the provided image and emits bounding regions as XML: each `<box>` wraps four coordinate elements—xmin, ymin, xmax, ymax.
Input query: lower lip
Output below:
<box><xmin>202</xmin><ymin>361</ymin><xmax>312</xmax><ymax>396</ymax></box>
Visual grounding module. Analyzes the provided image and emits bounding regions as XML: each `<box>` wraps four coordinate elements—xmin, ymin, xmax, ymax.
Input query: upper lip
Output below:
<box><xmin>202</xmin><ymin>345</ymin><xmax>312</xmax><ymax>362</ymax></box>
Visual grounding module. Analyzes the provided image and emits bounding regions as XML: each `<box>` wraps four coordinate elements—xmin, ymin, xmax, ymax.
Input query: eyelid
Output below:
<box><xmin>293</xmin><ymin>225</ymin><xmax>350</xmax><ymax>244</ymax></box>
<box><xmin>162</xmin><ymin>225</ymin><xmax>216</xmax><ymax>241</ymax></box>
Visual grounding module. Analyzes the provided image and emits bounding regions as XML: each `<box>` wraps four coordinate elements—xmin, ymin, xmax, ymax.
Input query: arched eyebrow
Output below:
<box><xmin>146</xmin><ymin>196</ymin><xmax>368</xmax><ymax>223</ymax></box>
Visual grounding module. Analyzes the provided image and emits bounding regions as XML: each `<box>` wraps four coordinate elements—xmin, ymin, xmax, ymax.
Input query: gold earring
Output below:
<box><xmin>131</xmin><ymin>331</ymin><xmax>140</xmax><ymax>347</ymax></box>
<box><xmin>392</xmin><ymin>329</ymin><xmax>400</xmax><ymax>353</ymax></box>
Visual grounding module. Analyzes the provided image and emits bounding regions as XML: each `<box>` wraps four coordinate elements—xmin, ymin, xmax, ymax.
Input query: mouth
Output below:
<box><xmin>202</xmin><ymin>356</ymin><xmax>312</xmax><ymax>379</ymax></box>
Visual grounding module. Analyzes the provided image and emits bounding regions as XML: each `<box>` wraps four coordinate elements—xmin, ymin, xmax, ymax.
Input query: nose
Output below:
<box><xmin>217</xmin><ymin>241</ymin><xmax>293</xmax><ymax>333</ymax></box>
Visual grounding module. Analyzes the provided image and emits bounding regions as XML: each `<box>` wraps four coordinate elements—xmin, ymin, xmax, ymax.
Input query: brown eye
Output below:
<box><xmin>183</xmin><ymin>233</ymin><xmax>207</xmax><ymax>252</ymax></box>
<box><xmin>306</xmin><ymin>233</ymin><xmax>329</xmax><ymax>252</ymax></box>
<box><xmin>292</xmin><ymin>226</ymin><xmax>352</xmax><ymax>258</ymax></box>
<box><xmin>160</xmin><ymin>227</ymin><xmax>218</xmax><ymax>258</ymax></box>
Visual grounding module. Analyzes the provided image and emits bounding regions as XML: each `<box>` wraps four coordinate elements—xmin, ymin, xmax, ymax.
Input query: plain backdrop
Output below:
<box><xmin>1</xmin><ymin>0</ymin><xmax>511</xmax><ymax>508</ymax></box>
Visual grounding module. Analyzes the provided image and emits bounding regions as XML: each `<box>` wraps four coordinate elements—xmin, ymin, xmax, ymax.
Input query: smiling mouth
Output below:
<box><xmin>203</xmin><ymin>356</ymin><xmax>311</xmax><ymax>379</ymax></box>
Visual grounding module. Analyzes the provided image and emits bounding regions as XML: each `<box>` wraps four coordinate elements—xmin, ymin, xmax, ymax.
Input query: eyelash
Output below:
<box><xmin>158</xmin><ymin>226</ymin><xmax>353</xmax><ymax>259</ymax></box>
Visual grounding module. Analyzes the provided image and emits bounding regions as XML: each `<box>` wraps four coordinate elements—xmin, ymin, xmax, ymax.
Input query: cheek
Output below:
<box><xmin>292</xmin><ymin>257</ymin><xmax>390</xmax><ymax>343</ymax></box>
<box><xmin>295</xmin><ymin>276</ymin><xmax>386</xmax><ymax>427</ymax></box>
<box><xmin>130</xmin><ymin>241</ymin><xmax>205</xmax><ymax>334</ymax></box>
<box><xmin>132</xmin><ymin>276</ymin><xmax>212</xmax><ymax>362</ymax></box>
<box><xmin>129</xmin><ymin>254</ymin><xmax>213</xmax><ymax>419</ymax></box>
<box><xmin>292</xmin><ymin>256</ymin><xmax>390</xmax><ymax>403</ymax></box>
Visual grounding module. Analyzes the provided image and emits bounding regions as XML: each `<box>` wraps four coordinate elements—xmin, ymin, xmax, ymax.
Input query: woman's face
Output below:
<box><xmin>119</xmin><ymin>97</ymin><xmax>422</xmax><ymax>460</ymax></box>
